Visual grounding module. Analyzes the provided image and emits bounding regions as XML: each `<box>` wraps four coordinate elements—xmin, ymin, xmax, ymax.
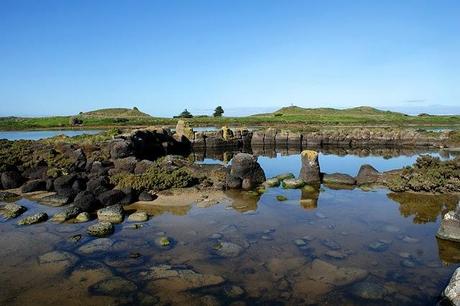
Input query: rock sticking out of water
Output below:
<box><xmin>17</xmin><ymin>212</ymin><xmax>48</xmax><ymax>225</ymax></box>
<box><xmin>443</xmin><ymin>267</ymin><xmax>460</xmax><ymax>305</ymax></box>
<box><xmin>1</xmin><ymin>203</ymin><xmax>26</xmax><ymax>218</ymax></box>
<box><xmin>52</xmin><ymin>205</ymin><xmax>81</xmax><ymax>222</ymax></box>
<box><xmin>97</xmin><ymin>204</ymin><xmax>124</xmax><ymax>223</ymax></box>
<box><xmin>0</xmin><ymin>191</ymin><xmax>20</xmax><ymax>202</ymax></box>
<box><xmin>155</xmin><ymin>236</ymin><xmax>173</xmax><ymax>248</ymax></box>
<box><xmin>127</xmin><ymin>211</ymin><xmax>148</xmax><ymax>222</ymax></box>
<box><xmin>76</xmin><ymin>212</ymin><xmax>90</xmax><ymax>222</ymax></box>
<box><xmin>264</xmin><ymin>178</ymin><xmax>281</xmax><ymax>187</ymax></box>
<box><xmin>87</xmin><ymin>222</ymin><xmax>114</xmax><ymax>237</ymax></box>
<box><xmin>282</xmin><ymin>178</ymin><xmax>305</xmax><ymax>189</ymax></box>
<box><xmin>437</xmin><ymin>210</ymin><xmax>460</xmax><ymax>242</ymax></box>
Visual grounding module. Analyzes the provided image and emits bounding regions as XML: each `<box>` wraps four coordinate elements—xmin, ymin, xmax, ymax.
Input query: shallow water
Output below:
<box><xmin>0</xmin><ymin>130</ymin><xmax>103</xmax><ymax>141</ymax></box>
<box><xmin>1</xmin><ymin>150</ymin><xmax>460</xmax><ymax>305</ymax></box>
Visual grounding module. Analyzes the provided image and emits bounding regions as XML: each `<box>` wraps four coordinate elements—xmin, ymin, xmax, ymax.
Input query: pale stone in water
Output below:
<box><xmin>2</xmin><ymin>203</ymin><xmax>26</xmax><ymax>218</ymax></box>
<box><xmin>77</xmin><ymin>238</ymin><xmax>114</xmax><ymax>255</ymax></box>
<box><xmin>17</xmin><ymin>212</ymin><xmax>48</xmax><ymax>225</ymax></box>
<box><xmin>87</xmin><ymin>221</ymin><xmax>114</xmax><ymax>237</ymax></box>
<box><xmin>213</xmin><ymin>241</ymin><xmax>243</xmax><ymax>258</ymax></box>
<box><xmin>127</xmin><ymin>211</ymin><xmax>148</xmax><ymax>222</ymax></box>
<box><xmin>90</xmin><ymin>276</ymin><xmax>137</xmax><ymax>296</ymax></box>
<box><xmin>76</xmin><ymin>212</ymin><xmax>90</xmax><ymax>222</ymax></box>
<box><xmin>38</xmin><ymin>250</ymin><xmax>79</xmax><ymax>271</ymax></box>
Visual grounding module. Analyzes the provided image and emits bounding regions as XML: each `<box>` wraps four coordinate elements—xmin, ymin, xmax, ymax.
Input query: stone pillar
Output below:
<box><xmin>174</xmin><ymin>120</ymin><xmax>194</xmax><ymax>141</ymax></box>
<box><xmin>299</xmin><ymin>150</ymin><xmax>321</xmax><ymax>184</ymax></box>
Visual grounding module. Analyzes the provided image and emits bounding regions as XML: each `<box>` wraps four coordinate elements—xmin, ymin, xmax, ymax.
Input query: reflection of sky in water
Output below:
<box><xmin>0</xmin><ymin>130</ymin><xmax>102</xmax><ymax>141</ymax></box>
<box><xmin>258</xmin><ymin>152</ymin><xmax>450</xmax><ymax>178</ymax></box>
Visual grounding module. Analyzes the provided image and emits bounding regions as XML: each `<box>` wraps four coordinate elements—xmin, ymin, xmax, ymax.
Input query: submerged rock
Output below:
<box><xmin>90</xmin><ymin>276</ymin><xmax>137</xmax><ymax>296</ymax></box>
<box><xmin>325</xmin><ymin>250</ymin><xmax>347</xmax><ymax>259</ymax></box>
<box><xmin>77</xmin><ymin>238</ymin><xmax>113</xmax><ymax>254</ymax></box>
<box><xmin>321</xmin><ymin>239</ymin><xmax>341</xmax><ymax>250</ymax></box>
<box><xmin>17</xmin><ymin>212</ymin><xmax>48</xmax><ymax>225</ymax></box>
<box><xmin>276</xmin><ymin>195</ymin><xmax>287</xmax><ymax>201</ymax></box>
<box><xmin>2</xmin><ymin>203</ymin><xmax>26</xmax><ymax>218</ymax></box>
<box><xmin>154</xmin><ymin>236</ymin><xmax>173</xmax><ymax>248</ymax></box>
<box><xmin>38</xmin><ymin>251</ymin><xmax>79</xmax><ymax>271</ymax></box>
<box><xmin>368</xmin><ymin>241</ymin><xmax>390</xmax><ymax>252</ymax></box>
<box><xmin>97</xmin><ymin>204</ymin><xmax>124</xmax><ymax>223</ymax></box>
<box><xmin>443</xmin><ymin>267</ymin><xmax>460</xmax><ymax>305</ymax></box>
<box><xmin>299</xmin><ymin>150</ymin><xmax>321</xmax><ymax>184</ymax></box>
<box><xmin>350</xmin><ymin>281</ymin><xmax>388</xmax><ymax>300</ymax></box>
<box><xmin>212</xmin><ymin>241</ymin><xmax>244</xmax><ymax>258</ymax></box>
<box><xmin>87</xmin><ymin>222</ymin><xmax>114</xmax><ymax>237</ymax></box>
<box><xmin>139</xmin><ymin>264</ymin><xmax>225</xmax><ymax>291</ymax></box>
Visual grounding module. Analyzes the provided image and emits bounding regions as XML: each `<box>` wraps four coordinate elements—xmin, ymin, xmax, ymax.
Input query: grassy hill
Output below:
<box><xmin>79</xmin><ymin>107</ymin><xmax>152</xmax><ymax>118</ymax></box>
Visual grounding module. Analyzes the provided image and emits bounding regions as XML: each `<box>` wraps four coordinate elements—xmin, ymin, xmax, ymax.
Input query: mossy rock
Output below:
<box><xmin>276</xmin><ymin>195</ymin><xmax>288</xmax><ymax>201</ymax></box>
<box><xmin>282</xmin><ymin>178</ymin><xmax>306</xmax><ymax>189</ymax></box>
<box><xmin>276</xmin><ymin>173</ymin><xmax>295</xmax><ymax>181</ymax></box>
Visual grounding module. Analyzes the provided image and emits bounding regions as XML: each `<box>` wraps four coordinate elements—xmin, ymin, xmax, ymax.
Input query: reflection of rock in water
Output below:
<box><xmin>300</xmin><ymin>186</ymin><xmax>320</xmax><ymax>210</ymax></box>
<box><xmin>225</xmin><ymin>190</ymin><xmax>259</xmax><ymax>213</ymax></box>
<box><xmin>388</xmin><ymin>193</ymin><xmax>459</xmax><ymax>224</ymax></box>
<box><xmin>437</xmin><ymin>238</ymin><xmax>460</xmax><ymax>264</ymax></box>
<box><xmin>190</xmin><ymin>145</ymin><xmax>441</xmax><ymax>163</ymax></box>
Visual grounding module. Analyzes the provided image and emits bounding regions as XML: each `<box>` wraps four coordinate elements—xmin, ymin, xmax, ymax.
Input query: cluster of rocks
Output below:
<box><xmin>250</xmin><ymin>127</ymin><xmax>448</xmax><ymax>148</ymax></box>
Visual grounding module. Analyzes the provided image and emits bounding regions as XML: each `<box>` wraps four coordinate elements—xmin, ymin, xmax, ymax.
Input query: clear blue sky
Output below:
<box><xmin>1</xmin><ymin>0</ymin><xmax>459</xmax><ymax>117</ymax></box>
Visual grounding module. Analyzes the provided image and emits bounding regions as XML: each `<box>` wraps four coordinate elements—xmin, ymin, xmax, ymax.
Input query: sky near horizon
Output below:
<box><xmin>0</xmin><ymin>0</ymin><xmax>459</xmax><ymax>117</ymax></box>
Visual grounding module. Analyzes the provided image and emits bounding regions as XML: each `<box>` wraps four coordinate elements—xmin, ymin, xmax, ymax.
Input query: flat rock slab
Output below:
<box><xmin>140</xmin><ymin>264</ymin><xmax>225</xmax><ymax>292</ymax></box>
<box><xmin>323</xmin><ymin>173</ymin><xmax>357</xmax><ymax>186</ymax></box>
<box><xmin>77</xmin><ymin>238</ymin><xmax>114</xmax><ymax>255</ymax></box>
<box><xmin>212</xmin><ymin>241</ymin><xmax>244</xmax><ymax>258</ymax></box>
<box><xmin>1</xmin><ymin>203</ymin><xmax>26</xmax><ymax>218</ymax></box>
<box><xmin>38</xmin><ymin>251</ymin><xmax>79</xmax><ymax>271</ymax></box>
<box><xmin>90</xmin><ymin>276</ymin><xmax>137</xmax><ymax>296</ymax></box>
<box><xmin>17</xmin><ymin>212</ymin><xmax>48</xmax><ymax>225</ymax></box>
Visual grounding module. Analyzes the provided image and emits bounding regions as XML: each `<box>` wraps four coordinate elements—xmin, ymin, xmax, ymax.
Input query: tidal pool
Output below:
<box><xmin>0</xmin><ymin>130</ymin><xmax>103</xmax><ymax>141</ymax></box>
<box><xmin>0</xmin><ymin>149</ymin><xmax>459</xmax><ymax>305</ymax></box>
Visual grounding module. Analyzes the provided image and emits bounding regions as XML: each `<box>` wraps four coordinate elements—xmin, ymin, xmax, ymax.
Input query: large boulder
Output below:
<box><xmin>109</xmin><ymin>139</ymin><xmax>134</xmax><ymax>159</ymax></box>
<box><xmin>53</xmin><ymin>175</ymin><xmax>77</xmax><ymax>198</ymax></box>
<box><xmin>1</xmin><ymin>171</ymin><xmax>24</xmax><ymax>189</ymax></box>
<box><xmin>97</xmin><ymin>189</ymin><xmax>126</xmax><ymax>207</ymax></box>
<box><xmin>73</xmin><ymin>191</ymin><xmax>100</xmax><ymax>211</ymax></box>
<box><xmin>97</xmin><ymin>204</ymin><xmax>124</xmax><ymax>223</ymax></box>
<box><xmin>21</xmin><ymin>179</ymin><xmax>46</xmax><ymax>193</ymax></box>
<box><xmin>174</xmin><ymin>120</ymin><xmax>194</xmax><ymax>141</ymax></box>
<box><xmin>87</xmin><ymin>176</ymin><xmax>113</xmax><ymax>194</ymax></box>
<box><xmin>299</xmin><ymin>150</ymin><xmax>321</xmax><ymax>184</ymax></box>
<box><xmin>356</xmin><ymin>164</ymin><xmax>380</xmax><ymax>185</ymax></box>
<box><xmin>228</xmin><ymin>153</ymin><xmax>266</xmax><ymax>190</ymax></box>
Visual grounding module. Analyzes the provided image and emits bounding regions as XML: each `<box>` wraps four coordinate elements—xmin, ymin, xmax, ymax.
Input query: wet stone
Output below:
<box><xmin>87</xmin><ymin>222</ymin><xmax>114</xmax><ymax>237</ymax></box>
<box><xmin>97</xmin><ymin>204</ymin><xmax>124</xmax><ymax>223</ymax></box>
<box><xmin>17</xmin><ymin>212</ymin><xmax>48</xmax><ymax>225</ymax></box>
<box><xmin>276</xmin><ymin>195</ymin><xmax>288</xmax><ymax>201</ymax></box>
<box><xmin>90</xmin><ymin>276</ymin><xmax>137</xmax><ymax>296</ymax></box>
<box><xmin>76</xmin><ymin>212</ymin><xmax>90</xmax><ymax>222</ymax></box>
<box><xmin>77</xmin><ymin>238</ymin><xmax>114</xmax><ymax>255</ymax></box>
<box><xmin>282</xmin><ymin>178</ymin><xmax>305</xmax><ymax>189</ymax></box>
<box><xmin>276</xmin><ymin>173</ymin><xmax>295</xmax><ymax>181</ymax></box>
<box><xmin>294</xmin><ymin>239</ymin><xmax>307</xmax><ymax>247</ymax></box>
<box><xmin>325</xmin><ymin>250</ymin><xmax>347</xmax><ymax>259</ymax></box>
<box><xmin>224</xmin><ymin>285</ymin><xmax>245</xmax><ymax>298</ymax></box>
<box><xmin>154</xmin><ymin>236</ymin><xmax>173</xmax><ymax>248</ymax></box>
<box><xmin>368</xmin><ymin>241</ymin><xmax>389</xmax><ymax>252</ymax></box>
<box><xmin>2</xmin><ymin>203</ymin><xmax>26</xmax><ymax>218</ymax></box>
<box><xmin>261</xmin><ymin>235</ymin><xmax>273</xmax><ymax>241</ymax></box>
<box><xmin>52</xmin><ymin>205</ymin><xmax>81</xmax><ymax>222</ymax></box>
<box><xmin>400</xmin><ymin>259</ymin><xmax>417</xmax><ymax>268</ymax></box>
<box><xmin>0</xmin><ymin>191</ymin><xmax>21</xmax><ymax>202</ymax></box>
<box><xmin>264</xmin><ymin>178</ymin><xmax>281</xmax><ymax>187</ymax></box>
<box><xmin>350</xmin><ymin>281</ymin><xmax>388</xmax><ymax>300</ymax></box>
<box><xmin>212</xmin><ymin>241</ymin><xmax>244</xmax><ymax>258</ymax></box>
<box><xmin>320</xmin><ymin>239</ymin><xmax>341</xmax><ymax>250</ymax></box>
<box><xmin>38</xmin><ymin>250</ymin><xmax>79</xmax><ymax>271</ymax></box>
<box><xmin>209</xmin><ymin>233</ymin><xmax>223</xmax><ymax>240</ymax></box>
<box><xmin>400</xmin><ymin>235</ymin><xmax>420</xmax><ymax>244</ymax></box>
<box><xmin>127</xmin><ymin>211</ymin><xmax>148</xmax><ymax>222</ymax></box>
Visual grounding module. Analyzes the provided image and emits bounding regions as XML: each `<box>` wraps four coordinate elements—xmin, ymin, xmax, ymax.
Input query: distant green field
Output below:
<box><xmin>0</xmin><ymin>106</ymin><xmax>458</xmax><ymax>130</ymax></box>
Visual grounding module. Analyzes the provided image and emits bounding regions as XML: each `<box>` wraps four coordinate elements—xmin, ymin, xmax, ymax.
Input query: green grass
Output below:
<box><xmin>0</xmin><ymin>106</ymin><xmax>459</xmax><ymax>131</ymax></box>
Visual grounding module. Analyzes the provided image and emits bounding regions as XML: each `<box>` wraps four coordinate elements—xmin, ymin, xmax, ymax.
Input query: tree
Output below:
<box><xmin>178</xmin><ymin>109</ymin><xmax>193</xmax><ymax>118</ymax></box>
<box><xmin>133</xmin><ymin>106</ymin><xmax>139</xmax><ymax>111</ymax></box>
<box><xmin>213</xmin><ymin>106</ymin><xmax>224</xmax><ymax>117</ymax></box>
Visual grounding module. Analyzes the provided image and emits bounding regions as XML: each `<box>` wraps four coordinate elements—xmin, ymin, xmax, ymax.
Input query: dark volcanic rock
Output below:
<box><xmin>73</xmin><ymin>191</ymin><xmax>100</xmax><ymax>212</ymax></box>
<box><xmin>1</xmin><ymin>171</ymin><xmax>24</xmax><ymax>189</ymax></box>
<box><xmin>228</xmin><ymin>153</ymin><xmax>266</xmax><ymax>190</ymax></box>
<box><xmin>119</xmin><ymin>188</ymin><xmax>136</xmax><ymax>205</ymax></box>
<box><xmin>356</xmin><ymin>164</ymin><xmax>380</xmax><ymax>185</ymax></box>
<box><xmin>109</xmin><ymin>139</ymin><xmax>133</xmax><ymax>159</ymax></box>
<box><xmin>138</xmin><ymin>191</ymin><xmax>154</xmax><ymax>201</ymax></box>
<box><xmin>21</xmin><ymin>179</ymin><xmax>47</xmax><ymax>193</ymax></box>
<box><xmin>53</xmin><ymin>175</ymin><xmax>77</xmax><ymax>198</ymax></box>
<box><xmin>87</xmin><ymin>176</ymin><xmax>113</xmax><ymax>194</ymax></box>
<box><xmin>98</xmin><ymin>190</ymin><xmax>126</xmax><ymax>207</ymax></box>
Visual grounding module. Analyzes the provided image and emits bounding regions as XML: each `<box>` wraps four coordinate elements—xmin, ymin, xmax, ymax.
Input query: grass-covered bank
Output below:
<box><xmin>1</xmin><ymin>106</ymin><xmax>459</xmax><ymax>131</ymax></box>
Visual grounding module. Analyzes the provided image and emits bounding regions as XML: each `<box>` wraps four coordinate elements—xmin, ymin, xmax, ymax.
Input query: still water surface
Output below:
<box><xmin>0</xmin><ymin>149</ymin><xmax>459</xmax><ymax>305</ymax></box>
<box><xmin>0</xmin><ymin>130</ymin><xmax>103</xmax><ymax>141</ymax></box>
